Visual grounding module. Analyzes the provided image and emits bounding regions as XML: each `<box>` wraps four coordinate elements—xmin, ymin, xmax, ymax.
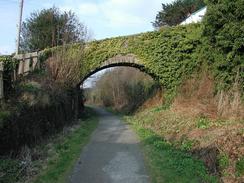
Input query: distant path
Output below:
<box><xmin>69</xmin><ymin>107</ymin><xmax>150</xmax><ymax>183</ymax></box>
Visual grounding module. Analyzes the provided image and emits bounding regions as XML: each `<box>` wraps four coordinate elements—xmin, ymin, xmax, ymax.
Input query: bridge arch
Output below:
<box><xmin>80</xmin><ymin>54</ymin><xmax>157</xmax><ymax>86</ymax></box>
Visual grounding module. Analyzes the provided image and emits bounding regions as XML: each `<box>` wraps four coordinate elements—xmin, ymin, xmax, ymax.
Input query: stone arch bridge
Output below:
<box><xmin>1</xmin><ymin>24</ymin><xmax>202</xmax><ymax>99</ymax></box>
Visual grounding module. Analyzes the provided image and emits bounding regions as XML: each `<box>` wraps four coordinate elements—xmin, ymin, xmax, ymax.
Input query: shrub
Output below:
<box><xmin>202</xmin><ymin>0</ymin><xmax>244</xmax><ymax>90</ymax></box>
<box><xmin>0</xmin><ymin>56</ymin><xmax>18</xmax><ymax>98</ymax></box>
<box><xmin>0</xmin><ymin>47</ymin><xmax>85</xmax><ymax>154</ymax></box>
<box><xmin>0</xmin><ymin>92</ymin><xmax>78</xmax><ymax>154</ymax></box>
<box><xmin>45</xmin><ymin>46</ymin><xmax>84</xmax><ymax>89</ymax></box>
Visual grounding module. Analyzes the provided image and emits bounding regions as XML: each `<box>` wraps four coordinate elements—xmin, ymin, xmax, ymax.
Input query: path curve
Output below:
<box><xmin>69</xmin><ymin>107</ymin><xmax>150</xmax><ymax>183</ymax></box>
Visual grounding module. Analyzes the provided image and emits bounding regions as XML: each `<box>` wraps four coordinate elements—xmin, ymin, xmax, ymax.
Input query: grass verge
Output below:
<box><xmin>32</xmin><ymin>108</ymin><xmax>98</xmax><ymax>183</ymax></box>
<box><xmin>0</xmin><ymin>107</ymin><xmax>98</xmax><ymax>183</ymax></box>
<box><xmin>124</xmin><ymin>115</ymin><xmax>219</xmax><ymax>183</ymax></box>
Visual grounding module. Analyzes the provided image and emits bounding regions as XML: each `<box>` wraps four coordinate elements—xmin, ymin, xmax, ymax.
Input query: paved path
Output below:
<box><xmin>69</xmin><ymin>107</ymin><xmax>150</xmax><ymax>183</ymax></box>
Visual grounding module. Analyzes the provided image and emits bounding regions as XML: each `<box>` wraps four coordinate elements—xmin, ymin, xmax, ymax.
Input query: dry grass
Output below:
<box><xmin>130</xmin><ymin>72</ymin><xmax>244</xmax><ymax>182</ymax></box>
<box><xmin>138</xmin><ymin>89</ymin><xmax>164</xmax><ymax>111</ymax></box>
<box><xmin>216</xmin><ymin>87</ymin><xmax>244</xmax><ymax>120</ymax></box>
<box><xmin>172</xmin><ymin>72</ymin><xmax>244</xmax><ymax>120</ymax></box>
<box><xmin>131</xmin><ymin>102</ymin><xmax>244</xmax><ymax>182</ymax></box>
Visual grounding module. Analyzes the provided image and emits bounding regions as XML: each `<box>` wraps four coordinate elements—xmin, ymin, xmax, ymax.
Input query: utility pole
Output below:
<box><xmin>0</xmin><ymin>62</ymin><xmax>3</xmax><ymax>100</ymax></box>
<box><xmin>16</xmin><ymin>0</ymin><xmax>24</xmax><ymax>55</ymax></box>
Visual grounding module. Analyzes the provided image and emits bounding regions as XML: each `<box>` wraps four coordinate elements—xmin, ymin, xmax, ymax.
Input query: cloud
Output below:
<box><xmin>78</xmin><ymin>3</ymin><xmax>99</xmax><ymax>16</ymax></box>
<box><xmin>71</xmin><ymin>0</ymin><xmax>160</xmax><ymax>28</ymax></box>
<box><xmin>57</xmin><ymin>0</ymin><xmax>170</xmax><ymax>38</ymax></box>
<box><xmin>102</xmin><ymin>10</ymin><xmax>144</xmax><ymax>27</ymax></box>
<box><xmin>99</xmin><ymin>0</ymin><xmax>144</xmax><ymax>27</ymax></box>
<box><xmin>0</xmin><ymin>45</ymin><xmax>15</xmax><ymax>55</ymax></box>
<box><xmin>104</xmin><ymin>0</ymin><xmax>140</xmax><ymax>9</ymax></box>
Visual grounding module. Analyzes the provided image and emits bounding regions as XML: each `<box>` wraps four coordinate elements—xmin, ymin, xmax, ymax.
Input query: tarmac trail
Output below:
<box><xmin>69</xmin><ymin>107</ymin><xmax>150</xmax><ymax>183</ymax></box>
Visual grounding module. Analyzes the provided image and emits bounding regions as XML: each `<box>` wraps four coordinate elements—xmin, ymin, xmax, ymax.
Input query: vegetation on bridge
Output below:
<box><xmin>82</xmin><ymin>24</ymin><xmax>202</xmax><ymax>96</ymax></box>
<box><xmin>81</xmin><ymin>27</ymin><xmax>242</xmax><ymax>103</ymax></box>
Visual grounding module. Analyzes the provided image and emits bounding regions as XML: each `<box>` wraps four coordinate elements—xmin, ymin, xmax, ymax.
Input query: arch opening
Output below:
<box><xmin>78</xmin><ymin>54</ymin><xmax>158</xmax><ymax>88</ymax></box>
<box><xmin>82</xmin><ymin>66</ymin><xmax>161</xmax><ymax>113</ymax></box>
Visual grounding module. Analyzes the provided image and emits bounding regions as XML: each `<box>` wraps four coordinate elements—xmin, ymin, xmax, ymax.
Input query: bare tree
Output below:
<box><xmin>45</xmin><ymin>46</ymin><xmax>84</xmax><ymax>89</ymax></box>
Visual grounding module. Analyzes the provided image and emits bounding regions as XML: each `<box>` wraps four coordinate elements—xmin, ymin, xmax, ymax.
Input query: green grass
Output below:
<box><xmin>0</xmin><ymin>110</ymin><xmax>11</xmax><ymax>128</ymax></box>
<box><xmin>125</xmin><ymin>117</ymin><xmax>219</xmax><ymax>183</ymax></box>
<box><xmin>236</xmin><ymin>156</ymin><xmax>244</xmax><ymax>176</ymax></box>
<box><xmin>0</xmin><ymin>158</ymin><xmax>21</xmax><ymax>183</ymax></box>
<box><xmin>32</xmin><ymin>108</ymin><xmax>98</xmax><ymax>183</ymax></box>
<box><xmin>196</xmin><ymin>117</ymin><xmax>211</xmax><ymax>129</ymax></box>
<box><xmin>218</xmin><ymin>153</ymin><xmax>230</xmax><ymax>171</ymax></box>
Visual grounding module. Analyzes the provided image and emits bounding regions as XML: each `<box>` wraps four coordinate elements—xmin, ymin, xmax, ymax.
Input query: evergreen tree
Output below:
<box><xmin>20</xmin><ymin>7</ymin><xmax>87</xmax><ymax>51</ymax></box>
<box><xmin>153</xmin><ymin>0</ymin><xmax>205</xmax><ymax>28</ymax></box>
<box><xmin>202</xmin><ymin>0</ymin><xmax>244</xmax><ymax>87</ymax></box>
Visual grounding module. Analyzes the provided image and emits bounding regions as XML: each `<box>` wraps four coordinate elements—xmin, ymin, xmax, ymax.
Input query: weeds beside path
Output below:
<box><xmin>32</xmin><ymin>108</ymin><xmax>98</xmax><ymax>183</ymax></box>
<box><xmin>0</xmin><ymin>107</ymin><xmax>99</xmax><ymax>183</ymax></box>
<box><xmin>124</xmin><ymin>113</ymin><xmax>219</xmax><ymax>183</ymax></box>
